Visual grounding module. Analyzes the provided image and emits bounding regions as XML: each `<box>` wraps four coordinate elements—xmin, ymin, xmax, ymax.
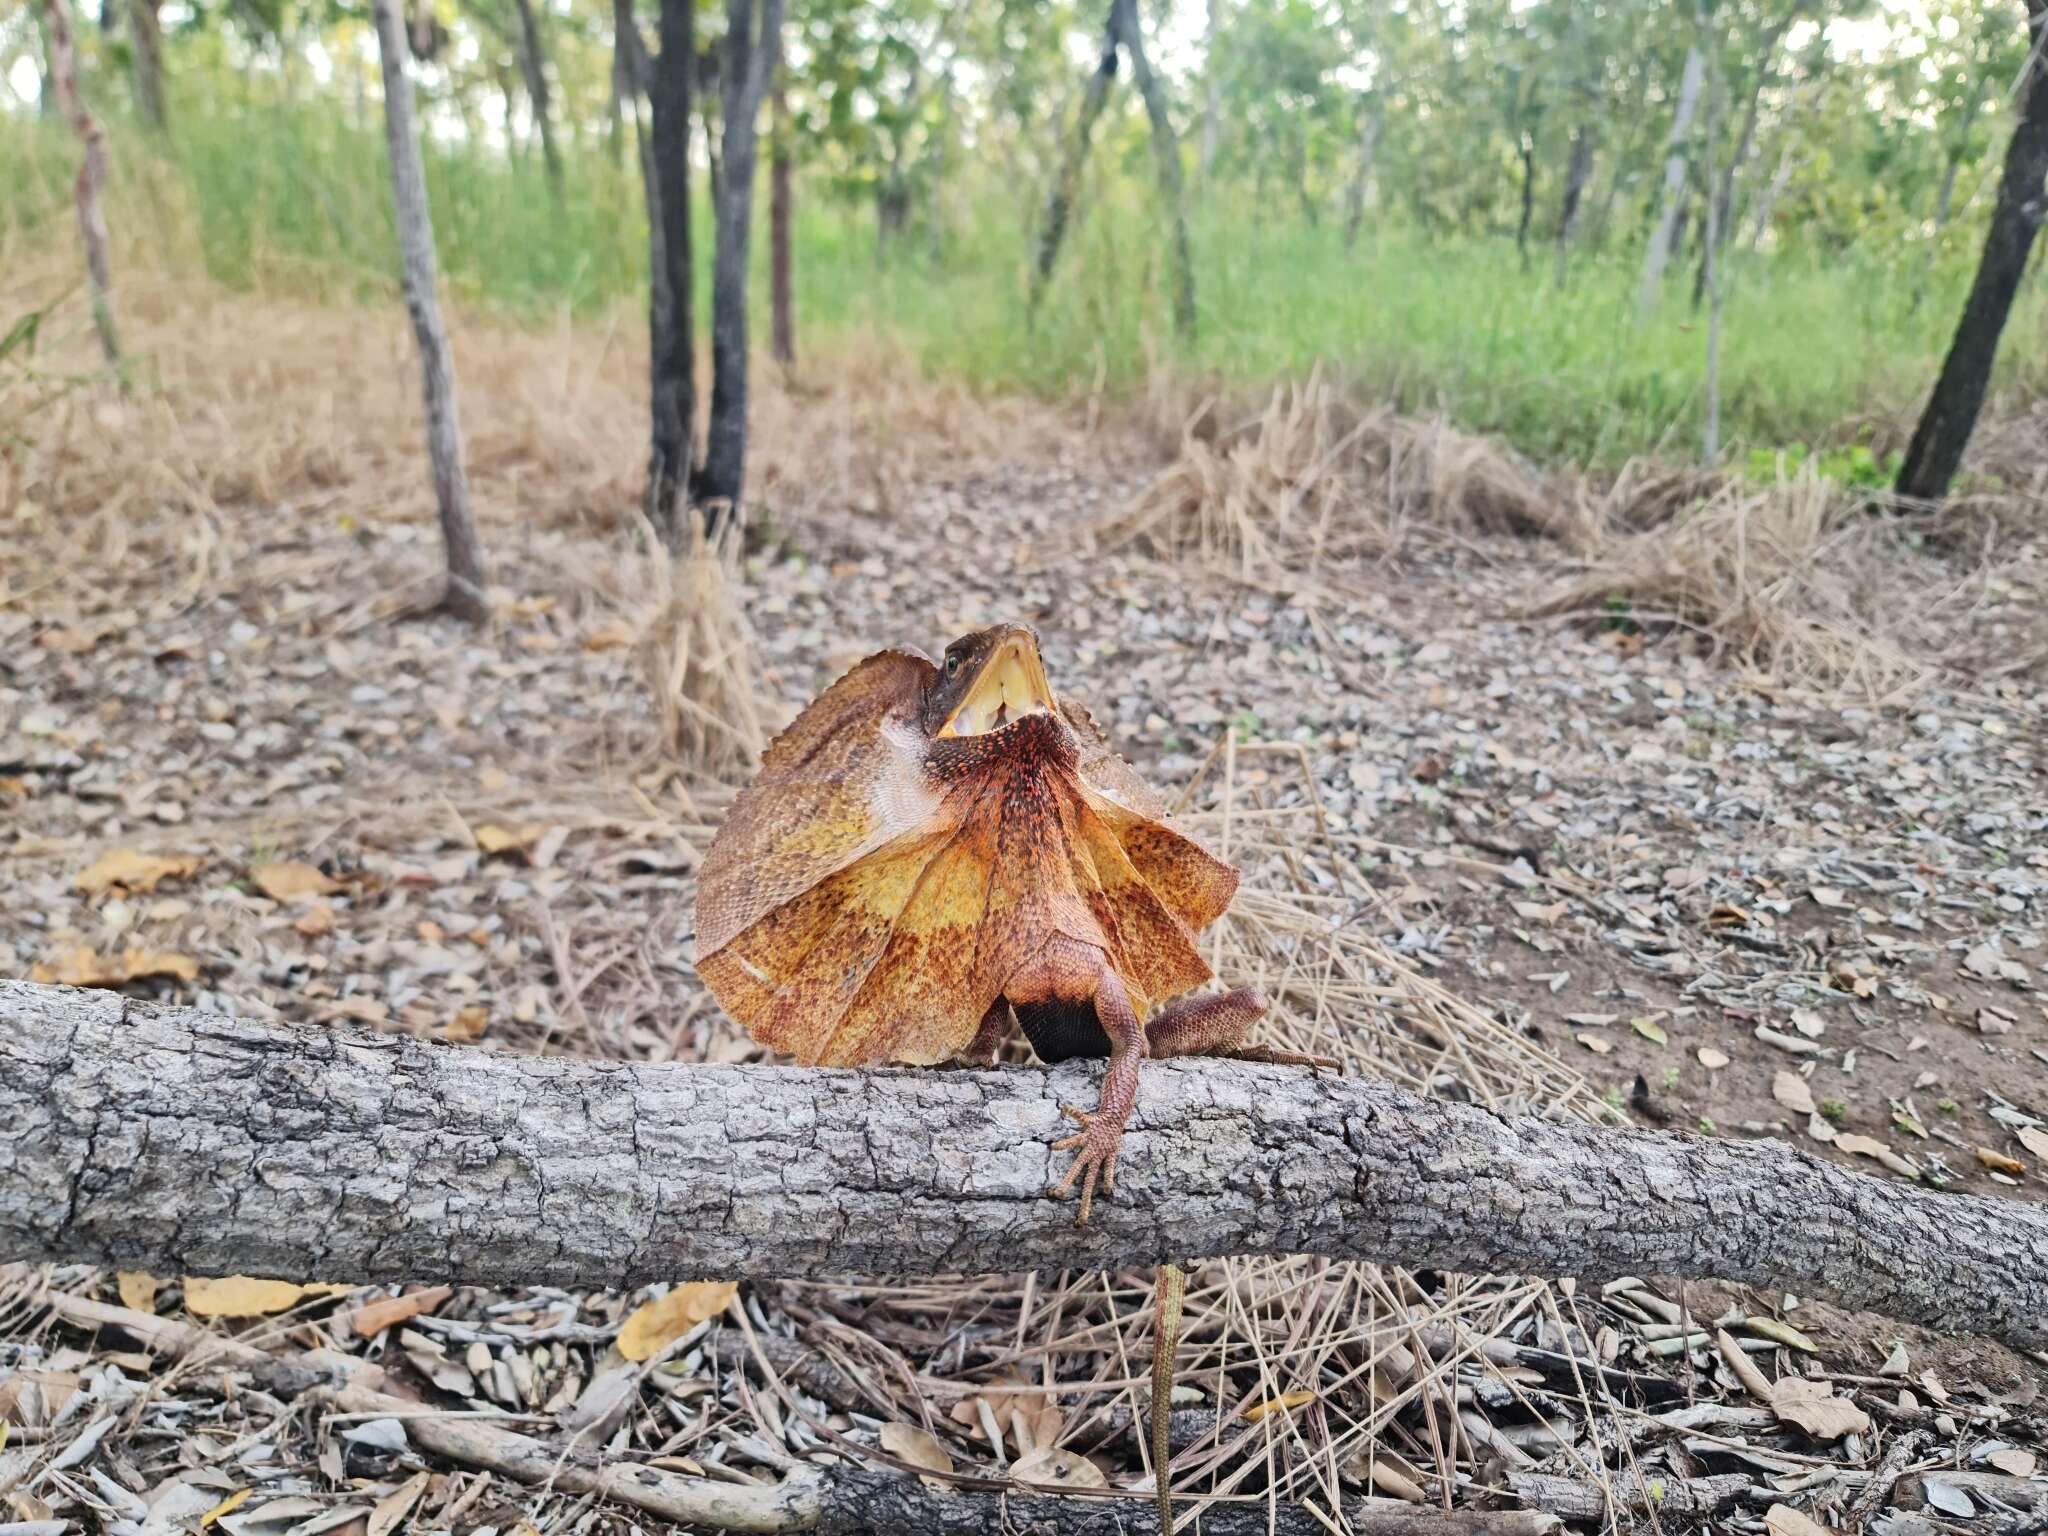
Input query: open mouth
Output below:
<box><xmin>938</xmin><ymin>635</ymin><xmax>1056</xmax><ymax>738</ymax></box>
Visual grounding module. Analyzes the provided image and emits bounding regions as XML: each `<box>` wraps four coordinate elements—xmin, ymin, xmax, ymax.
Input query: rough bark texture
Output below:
<box><xmin>41</xmin><ymin>0</ymin><xmax>121</xmax><ymax>372</ymax></box>
<box><xmin>696</xmin><ymin>0</ymin><xmax>785</xmax><ymax>519</ymax></box>
<box><xmin>646</xmin><ymin>0</ymin><xmax>696</xmax><ymax>539</ymax></box>
<box><xmin>7</xmin><ymin>982</ymin><xmax>2048</xmax><ymax>1355</ymax></box>
<box><xmin>1637</xmin><ymin>41</ymin><xmax>1704</xmax><ymax>314</ymax></box>
<box><xmin>1896</xmin><ymin>0</ymin><xmax>2048</xmax><ymax>503</ymax></box>
<box><xmin>369</xmin><ymin>0</ymin><xmax>489</xmax><ymax>623</ymax></box>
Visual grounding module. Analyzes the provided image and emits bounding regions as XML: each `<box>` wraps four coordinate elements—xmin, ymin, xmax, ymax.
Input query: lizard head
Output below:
<box><xmin>920</xmin><ymin>623</ymin><xmax>1060</xmax><ymax>743</ymax></box>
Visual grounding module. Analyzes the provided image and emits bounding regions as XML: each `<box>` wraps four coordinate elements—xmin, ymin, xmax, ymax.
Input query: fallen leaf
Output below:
<box><xmin>1809</xmin><ymin>888</ymin><xmax>1846</xmax><ymax>909</ymax></box>
<box><xmin>1923</xmin><ymin>1477</ymin><xmax>1976</xmax><ymax>1518</ymax></box>
<box><xmin>474</xmin><ymin>823</ymin><xmax>540</xmax><ymax>857</ymax></box>
<box><xmin>1511</xmin><ymin>900</ymin><xmax>1567</xmax><ymax>924</ymax></box>
<box><xmin>879</xmin><ymin>1422</ymin><xmax>954</xmax><ymax>1476</ymax></box>
<box><xmin>1697</xmin><ymin>1047</ymin><xmax>1730</xmax><ymax>1069</ymax></box>
<box><xmin>442</xmin><ymin>1006</ymin><xmax>489</xmax><ymax>1043</ymax></box>
<box><xmin>1772</xmin><ymin>1071</ymin><xmax>1815</xmax><ymax>1116</ymax></box>
<box><xmin>1985</xmin><ymin>1448</ymin><xmax>2037</xmax><ymax>1477</ymax></box>
<box><xmin>349</xmin><ymin>1286</ymin><xmax>453</xmax><ymax>1339</ymax></box>
<box><xmin>1630</xmin><ymin>1016</ymin><xmax>1668</xmax><ymax>1046</ymax></box>
<box><xmin>117</xmin><ymin>1272</ymin><xmax>159</xmax><ymax>1314</ymax></box>
<box><xmin>582</xmin><ymin>619</ymin><xmax>638</xmax><ymax>653</ymax></box>
<box><xmin>32</xmin><ymin>947</ymin><xmax>201</xmax><ymax>988</ymax></box>
<box><xmin>367</xmin><ymin>1471</ymin><xmax>431</xmax><ymax>1536</ymax></box>
<box><xmin>1241</xmin><ymin>1390</ymin><xmax>1317</xmax><ymax>1423</ymax></box>
<box><xmin>1837</xmin><ymin>1134</ymin><xmax>1920</xmax><ymax>1179</ymax></box>
<box><xmin>1789</xmin><ymin>1008</ymin><xmax>1827</xmax><ymax>1038</ymax></box>
<box><xmin>184</xmin><ymin>1276</ymin><xmax>311</xmax><ymax>1318</ymax></box>
<box><xmin>1764</xmin><ymin>1503</ymin><xmax>1831</xmax><ymax>1536</ymax></box>
<box><xmin>948</xmin><ymin>1373</ymin><xmax>1062</xmax><ymax>1451</ymax></box>
<box><xmin>617</xmin><ymin>1282</ymin><xmax>738</xmax><ymax>1361</ymax></box>
<box><xmin>1976</xmin><ymin>1147</ymin><xmax>2024</xmax><ymax>1176</ymax></box>
<box><xmin>253</xmin><ymin>861</ymin><xmax>340</xmax><ymax>902</ymax></box>
<box><xmin>202</xmin><ymin>1490</ymin><xmax>253</xmax><ymax>1528</ymax></box>
<box><xmin>1009</xmin><ymin>1448</ymin><xmax>1106</xmax><ymax>1489</ymax></box>
<box><xmin>1575</xmin><ymin>1032</ymin><xmax>1611</xmax><ymax>1055</ymax></box>
<box><xmin>74</xmin><ymin>850</ymin><xmax>202</xmax><ymax>896</ymax></box>
<box><xmin>2019</xmin><ymin>1127</ymin><xmax>2048</xmax><ymax>1161</ymax></box>
<box><xmin>1770</xmin><ymin>1375</ymin><xmax>1870</xmax><ymax>1441</ymax></box>
<box><xmin>1741</xmin><ymin>1317</ymin><xmax>1818</xmax><ymax>1354</ymax></box>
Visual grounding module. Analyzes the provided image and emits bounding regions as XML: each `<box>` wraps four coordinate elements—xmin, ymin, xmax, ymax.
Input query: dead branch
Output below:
<box><xmin>6</xmin><ymin>980</ymin><xmax>2048</xmax><ymax>1353</ymax></box>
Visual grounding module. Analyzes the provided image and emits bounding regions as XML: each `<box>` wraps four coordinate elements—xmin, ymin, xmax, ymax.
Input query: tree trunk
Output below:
<box><xmin>770</xmin><ymin>79</ymin><xmax>794</xmax><ymax>366</ymax></box>
<box><xmin>696</xmin><ymin>0</ymin><xmax>785</xmax><ymax>519</ymax></box>
<box><xmin>646</xmin><ymin>0</ymin><xmax>696</xmax><ymax>538</ymax></box>
<box><xmin>1552</xmin><ymin>126</ymin><xmax>1592</xmax><ymax>282</ymax></box>
<box><xmin>8</xmin><ymin>983</ymin><xmax>2048</xmax><ymax>1353</ymax></box>
<box><xmin>1896</xmin><ymin>0</ymin><xmax>2048</xmax><ymax>503</ymax></box>
<box><xmin>42</xmin><ymin>0</ymin><xmax>121</xmax><ymax>372</ymax></box>
<box><xmin>1031</xmin><ymin>12</ymin><xmax>1119</xmax><ymax>319</ymax></box>
<box><xmin>1111</xmin><ymin>0</ymin><xmax>1195</xmax><ymax>338</ymax></box>
<box><xmin>1637</xmin><ymin>41</ymin><xmax>1704</xmax><ymax>315</ymax></box>
<box><xmin>508</xmin><ymin>0</ymin><xmax>563</xmax><ymax>202</ymax></box>
<box><xmin>1515</xmin><ymin>132</ymin><xmax>1536</xmax><ymax>272</ymax></box>
<box><xmin>124</xmin><ymin>0</ymin><xmax>167</xmax><ymax>133</ymax></box>
<box><xmin>369</xmin><ymin>0</ymin><xmax>489</xmax><ymax>623</ymax></box>
<box><xmin>1700</xmin><ymin>6</ymin><xmax>1724</xmax><ymax>463</ymax></box>
<box><xmin>1692</xmin><ymin>17</ymin><xmax>1784</xmax><ymax>313</ymax></box>
<box><xmin>1198</xmin><ymin>0</ymin><xmax>1222</xmax><ymax>176</ymax></box>
<box><xmin>1343</xmin><ymin>92</ymin><xmax>1383</xmax><ymax>251</ymax></box>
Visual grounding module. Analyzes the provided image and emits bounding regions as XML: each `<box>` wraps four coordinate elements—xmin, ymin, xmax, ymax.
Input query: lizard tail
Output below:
<box><xmin>1153</xmin><ymin>1262</ymin><xmax>1186</xmax><ymax>1533</ymax></box>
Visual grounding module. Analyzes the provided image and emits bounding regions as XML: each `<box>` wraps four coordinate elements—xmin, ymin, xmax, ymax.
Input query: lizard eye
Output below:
<box><xmin>945</xmin><ymin>653</ymin><xmax>962</xmax><ymax>678</ymax></box>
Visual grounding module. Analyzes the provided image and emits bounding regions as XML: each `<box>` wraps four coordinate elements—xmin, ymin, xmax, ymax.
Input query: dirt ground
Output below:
<box><xmin>5</xmin><ymin>292</ymin><xmax>2048</xmax><ymax>1531</ymax></box>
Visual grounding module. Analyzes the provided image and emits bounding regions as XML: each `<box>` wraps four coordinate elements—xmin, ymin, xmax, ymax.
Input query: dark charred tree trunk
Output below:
<box><xmin>41</xmin><ymin>0</ymin><xmax>121</xmax><ymax>371</ymax></box>
<box><xmin>126</xmin><ymin>0</ymin><xmax>167</xmax><ymax>133</ymax></box>
<box><xmin>696</xmin><ymin>0</ymin><xmax>786</xmax><ymax>520</ymax></box>
<box><xmin>1554</xmin><ymin>127</ymin><xmax>1592</xmax><ymax>282</ymax></box>
<box><xmin>368</xmin><ymin>0</ymin><xmax>489</xmax><ymax>622</ymax></box>
<box><xmin>509</xmin><ymin>0</ymin><xmax>563</xmax><ymax>202</ymax></box>
<box><xmin>770</xmin><ymin>79</ymin><xmax>794</xmax><ymax>366</ymax></box>
<box><xmin>1897</xmin><ymin>0</ymin><xmax>2048</xmax><ymax>503</ymax></box>
<box><xmin>647</xmin><ymin>0</ymin><xmax>697</xmax><ymax>538</ymax></box>
<box><xmin>1515</xmin><ymin>132</ymin><xmax>1536</xmax><ymax>271</ymax></box>
<box><xmin>1031</xmin><ymin>13</ymin><xmax>1119</xmax><ymax>321</ymax></box>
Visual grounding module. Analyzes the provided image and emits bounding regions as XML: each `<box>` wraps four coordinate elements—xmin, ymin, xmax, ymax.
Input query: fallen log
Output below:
<box><xmin>6</xmin><ymin>980</ymin><xmax>2047</xmax><ymax>1352</ymax></box>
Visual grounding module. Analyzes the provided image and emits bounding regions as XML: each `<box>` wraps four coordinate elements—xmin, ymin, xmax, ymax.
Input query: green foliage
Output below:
<box><xmin>1743</xmin><ymin>441</ymin><xmax>1904</xmax><ymax>491</ymax></box>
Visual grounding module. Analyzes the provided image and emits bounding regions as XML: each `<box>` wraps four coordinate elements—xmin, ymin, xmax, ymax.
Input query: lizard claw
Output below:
<box><xmin>1051</xmin><ymin>1104</ymin><xmax>1122</xmax><ymax>1226</ymax></box>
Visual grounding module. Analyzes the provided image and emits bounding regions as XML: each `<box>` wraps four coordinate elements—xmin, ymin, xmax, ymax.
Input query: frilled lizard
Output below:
<box><xmin>694</xmin><ymin>623</ymin><xmax>1276</xmax><ymax>1527</ymax></box>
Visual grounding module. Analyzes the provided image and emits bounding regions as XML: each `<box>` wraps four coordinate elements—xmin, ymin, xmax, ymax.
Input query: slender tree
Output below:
<box><xmin>770</xmin><ymin>77</ymin><xmax>795</xmax><ymax>365</ymax></box>
<box><xmin>1638</xmin><ymin>41</ymin><xmax>1704</xmax><ymax>314</ymax></box>
<box><xmin>125</xmin><ymin>0</ymin><xmax>168</xmax><ymax>133</ymax></box>
<box><xmin>1896</xmin><ymin>0</ymin><xmax>2048</xmax><ymax>502</ymax></box>
<box><xmin>697</xmin><ymin>0</ymin><xmax>786</xmax><ymax>517</ymax></box>
<box><xmin>1031</xmin><ymin>0</ymin><xmax>1196</xmax><ymax>338</ymax></box>
<box><xmin>368</xmin><ymin>0</ymin><xmax>490</xmax><ymax>623</ymax></box>
<box><xmin>646</xmin><ymin>0</ymin><xmax>697</xmax><ymax>538</ymax></box>
<box><xmin>1343</xmin><ymin>91</ymin><xmax>1383</xmax><ymax>250</ymax></box>
<box><xmin>508</xmin><ymin>0</ymin><xmax>563</xmax><ymax>201</ymax></box>
<box><xmin>41</xmin><ymin>0</ymin><xmax>121</xmax><ymax>373</ymax></box>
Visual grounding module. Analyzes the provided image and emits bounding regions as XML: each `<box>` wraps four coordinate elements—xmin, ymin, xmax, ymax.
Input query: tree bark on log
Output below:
<box><xmin>368</xmin><ymin>0</ymin><xmax>489</xmax><ymax>623</ymax></box>
<box><xmin>6</xmin><ymin>983</ymin><xmax>2048</xmax><ymax>1353</ymax></box>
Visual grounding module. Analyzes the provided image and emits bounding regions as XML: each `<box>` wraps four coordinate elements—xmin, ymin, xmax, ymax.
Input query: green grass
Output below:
<box><xmin>5</xmin><ymin>88</ymin><xmax>2040</xmax><ymax>470</ymax></box>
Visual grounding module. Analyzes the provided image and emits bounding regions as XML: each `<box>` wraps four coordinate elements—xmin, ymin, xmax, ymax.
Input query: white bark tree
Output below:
<box><xmin>1637</xmin><ymin>41</ymin><xmax>1704</xmax><ymax>315</ymax></box>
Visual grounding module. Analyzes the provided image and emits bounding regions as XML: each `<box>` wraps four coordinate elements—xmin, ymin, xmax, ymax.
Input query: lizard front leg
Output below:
<box><xmin>1047</xmin><ymin>949</ymin><xmax>1144</xmax><ymax>1226</ymax></box>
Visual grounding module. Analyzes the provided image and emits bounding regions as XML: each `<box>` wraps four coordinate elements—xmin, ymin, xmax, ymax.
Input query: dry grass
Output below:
<box><xmin>1097</xmin><ymin>372</ymin><xmax>2048</xmax><ymax>701</ymax></box>
<box><xmin>1096</xmin><ymin>370</ymin><xmax>1586</xmax><ymax>583</ymax></box>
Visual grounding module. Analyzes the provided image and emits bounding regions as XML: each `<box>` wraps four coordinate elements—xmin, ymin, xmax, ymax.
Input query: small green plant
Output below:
<box><xmin>1604</xmin><ymin>1086</ymin><xmax>1626</xmax><ymax>1114</ymax></box>
<box><xmin>1937</xmin><ymin>1098</ymin><xmax>1960</xmax><ymax>1116</ymax></box>
<box><xmin>1231</xmin><ymin>709</ymin><xmax>1262</xmax><ymax>743</ymax></box>
<box><xmin>1660</xmin><ymin>1066</ymin><xmax>1680</xmax><ymax>1092</ymax></box>
<box><xmin>1744</xmin><ymin>440</ymin><xmax>1902</xmax><ymax>492</ymax></box>
<box><xmin>1698</xmin><ymin>1116</ymin><xmax>1717</xmax><ymax>1134</ymax></box>
<box><xmin>1818</xmin><ymin>1100</ymin><xmax>1848</xmax><ymax>1125</ymax></box>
